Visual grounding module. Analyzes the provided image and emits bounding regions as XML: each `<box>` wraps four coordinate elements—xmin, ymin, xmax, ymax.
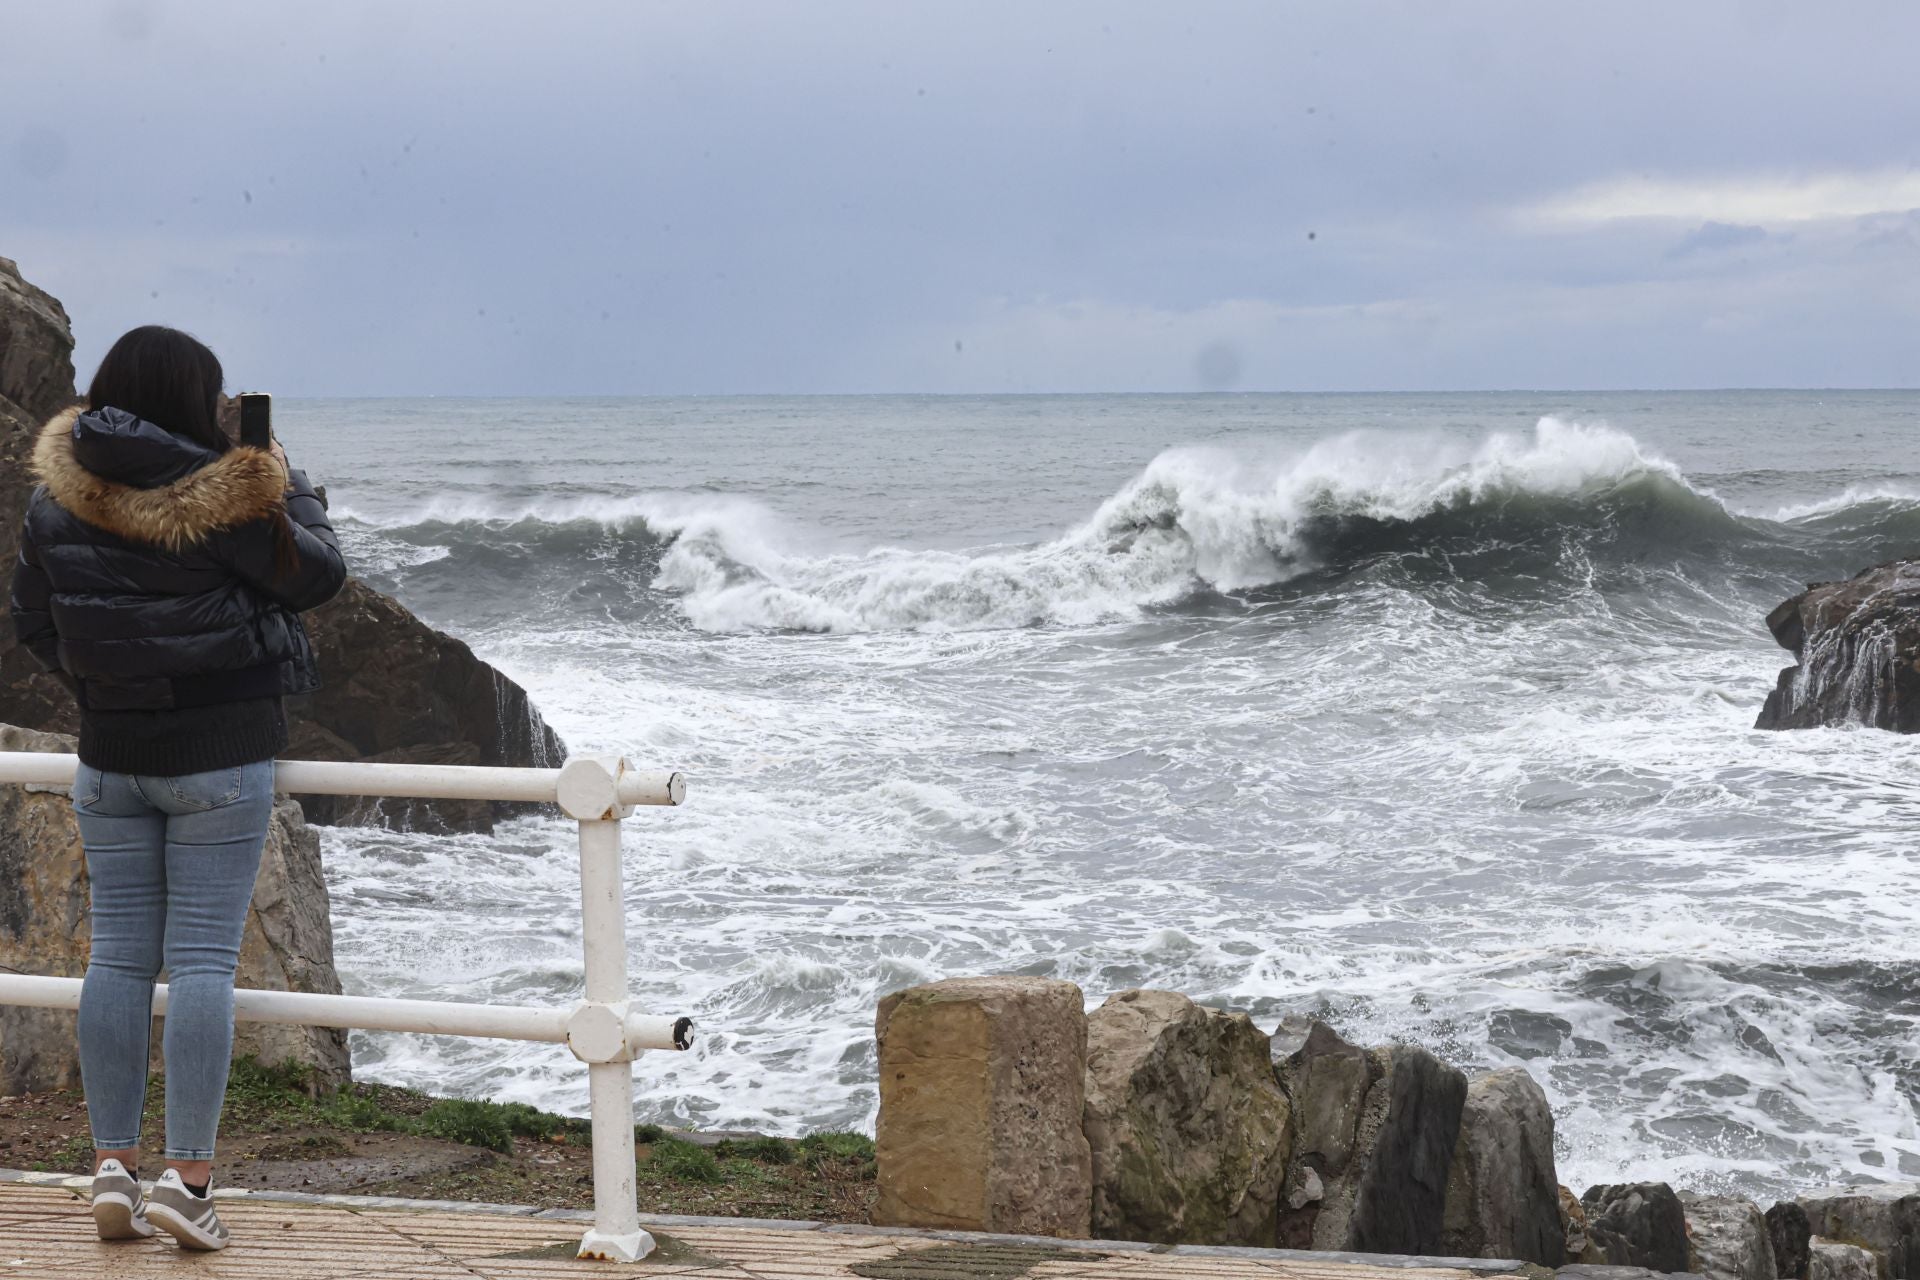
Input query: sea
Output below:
<box><xmin>278</xmin><ymin>390</ymin><xmax>1920</xmax><ymax>1200</ymax></box>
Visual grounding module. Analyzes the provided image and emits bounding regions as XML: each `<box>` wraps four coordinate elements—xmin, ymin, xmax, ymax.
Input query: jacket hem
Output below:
<box><xmin>79</xmin><ymin>699</ymin><xmax>288</xmax><ymax>778</ymax></box>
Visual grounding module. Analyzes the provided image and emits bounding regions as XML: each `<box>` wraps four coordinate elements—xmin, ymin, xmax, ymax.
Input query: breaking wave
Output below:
<box><xmin>336</xmin><ymin>418</ymin><xmax>1919</xmax><ymax>634</ymax></box>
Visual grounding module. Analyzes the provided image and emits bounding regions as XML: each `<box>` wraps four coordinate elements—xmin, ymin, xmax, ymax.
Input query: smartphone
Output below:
<box><xmin>238</xmin><ymin>392</ymin><xmax>272</xmax><ymax>449</ymax></box>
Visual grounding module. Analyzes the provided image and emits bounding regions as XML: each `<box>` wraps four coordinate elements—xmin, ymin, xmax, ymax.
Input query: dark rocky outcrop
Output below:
<box><xmin>1273</xmin><ymin>1019</ymin><xmax>1469</xmax><ymax>1256</ymax></box>
<box><xmin>1444</xmin><ymin>1067</ymin><xmax>1567</xmax><ymax>1266</ymax></box>
<box><xmin>1757</xmin><ymin>563</ymin><xmax>1920</xmax><ymax>732</ymax></box>
<box><xmin>1798</xmin><ymin>1185</ymin><xmax>1920</xmax><ymax>1280</ymax></box>
<box><xmin>0</xmin><ymin>255</ymin><xmax>562</xmax><ymax>833</ymax></box>
<box><xmin>1582</xmin><ymin>1183</ymin><xmax>1692</xmax><ymax>1274</ymax></box>
<box><xmin>1345</xmin><ymin>1042</ymin><xmax>1471</xmax><ymax>1255</ymax></box>
<box><xmin>285</xmin><ymin>579</ymin><xmax>563</xmax><ymax>833</ymax></box>
<box><xmin>0</xmin><ymin>723</ymin><xmax>348</xmax><ymax>1091</ymax></box>
<box><xmin>1082</xmin><ymin>989</ymin><xmax>1291</xmax><ymax>1247</ymax></box>
<box><xmin>1768</xmin><ymin>1202</ymin><xmax>1813</xmax><ymax>1280</ymax></box>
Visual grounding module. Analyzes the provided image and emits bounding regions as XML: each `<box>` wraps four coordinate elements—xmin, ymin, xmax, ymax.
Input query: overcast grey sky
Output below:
<box><xmin>4</xmin><ymin>1</ymin><xmax>1917</xmax><ymax>395</ymax></box>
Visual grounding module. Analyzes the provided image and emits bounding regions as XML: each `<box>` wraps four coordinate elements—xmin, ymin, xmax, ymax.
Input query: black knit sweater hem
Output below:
<box><xmin>78</xmin><ymin>698</ymin><xmax>288</xmax><ymax>777</ymax></box>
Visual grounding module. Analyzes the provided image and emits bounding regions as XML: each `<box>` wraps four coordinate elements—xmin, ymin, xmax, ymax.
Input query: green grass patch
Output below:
<box><xmin>798</xmin><ymin>1130</ymin><xmax>875</xmax><ymax>1169</ymax></box>
<box><xmin>323</xmin><ymin>1092</ymin><xmax>413</xmax><ymax>1134</ymax></box>
<box><xmin>645</xmin><ymin>1137</ymin><xmax>723</xmax><ymax>1183</ymax></box>
<box><xmin>219</xmin><ymin>1056</ymin><xmax>330</xmax><ymax>1127</ymax></box>
<box><xmin>418</xmin><ymin>1099</ymin><xmax>514</xmax><ymax>1153</ymax></box>
<box><xmin>499</xmin><ymin>1101</ymin><xmax>587</xmax><ymax>1143</ymax></box>
<box><xmin>716</xmin><ymin>1157</ymin><xmax>781</xmax><ymax>1187</ymax></box>
<box><xmin>53</xmin><ymin>1133</ymin><xmax>93</xmax><ymax>1167</ymax></box>
<box><xmin>635</xmin><ymin>1130</ymin><xmax>875</xmax><ymax>1187</ymax></box>
<box><xmin>208</xmin><ymin>1058</ymin><xmax>583</xmax><ymax>1156</ymax></box>
<box><xmin>712</xmin><ymin>1135</ymin><xmax>796</xmax><ymax>1165</ymax></box>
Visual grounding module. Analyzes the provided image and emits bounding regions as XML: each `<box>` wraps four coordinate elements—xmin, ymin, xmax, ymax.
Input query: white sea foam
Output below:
<box><xmin>1766</xmin><ymin>485</ymin><xmax>1920</xmax><ymax>522</ymax></box>
<box><xmin>303</xmin><ymin>397</ymin><xmax>1920</xmax><ymax>1200</ymax></box>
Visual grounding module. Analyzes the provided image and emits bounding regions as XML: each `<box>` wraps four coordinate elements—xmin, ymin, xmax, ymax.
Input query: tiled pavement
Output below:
<box><xmin>0</xmin><ymin>1177</ymin><xmax>1518</xmax><ymax>1280</ymax></box>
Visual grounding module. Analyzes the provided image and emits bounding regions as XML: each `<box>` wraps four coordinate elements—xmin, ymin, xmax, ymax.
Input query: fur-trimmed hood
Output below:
<box><xmin>31</xmin><ymin>406</ymin><xmax>286</xmax><ymax>552</ymax></box>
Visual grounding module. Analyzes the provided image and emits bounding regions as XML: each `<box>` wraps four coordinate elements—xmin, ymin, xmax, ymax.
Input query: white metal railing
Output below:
<box><xmin>0</xmin><ymin>750</ymin><xmax>688</xmax><ymax>1264</ymax></box>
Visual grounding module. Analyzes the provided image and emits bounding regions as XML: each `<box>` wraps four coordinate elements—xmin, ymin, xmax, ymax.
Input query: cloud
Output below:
<box><xmin>7</xmin><ymin>2</ymin><xmax>1920</xmax><ymax>391</ymax></box>
<box><xmin>1517</xmin><ymin>170</ymin><xmax>1920</xmax><ymax>228</ymax></box>
<box><xmin>1667</xmin><ymin>221</ymin><xmax>1769</xmax><ymax>259</ymax></box>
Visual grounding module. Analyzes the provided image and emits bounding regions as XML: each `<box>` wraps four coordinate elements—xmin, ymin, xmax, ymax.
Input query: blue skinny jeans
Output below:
<box><xmin>71</xmin><ymin>760</ymin><xmax>275</xmax><ymax>1162</ymax></box>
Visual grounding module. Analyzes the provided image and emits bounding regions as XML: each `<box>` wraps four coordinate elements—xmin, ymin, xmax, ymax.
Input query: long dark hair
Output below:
<box><xmin>86</xmin><ymin>326</ymin><xmax>229</xmax><ymax>453</ymax></box>
<box><xmin>87</xmin><ymin>325</ymin><xmax>299</xmax><ymax>575</ymax></box>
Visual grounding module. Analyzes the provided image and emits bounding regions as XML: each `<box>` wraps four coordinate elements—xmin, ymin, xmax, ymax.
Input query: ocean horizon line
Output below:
<box><xmin>267</xmin><ymin>385</ymin><xmax>1920</xmax><ymax>403</ymax></box>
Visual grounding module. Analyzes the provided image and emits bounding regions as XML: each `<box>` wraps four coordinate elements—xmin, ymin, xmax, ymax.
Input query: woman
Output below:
<box><xmin>7</xmin><ymin>326</ymin><xmax>345</xmax><ymax>1251</ymax></box>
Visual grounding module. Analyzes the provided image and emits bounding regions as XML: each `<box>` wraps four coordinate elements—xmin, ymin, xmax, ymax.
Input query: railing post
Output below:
<box><xmin>557</xmin><ymin>756</ymin><xmax>654</xmax><ymax>1264</ymax></box>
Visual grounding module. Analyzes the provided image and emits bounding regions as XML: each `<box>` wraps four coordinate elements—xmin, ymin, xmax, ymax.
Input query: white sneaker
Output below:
<box><xmin>144</xmin><ymin>1168</ymin><xmax>230</xmax><ymax>1251</ymax></box>
<box><xmin>89</xmin><ymin>1158</ymin><xmax>156</xmax><ymax>1240</ymax></box>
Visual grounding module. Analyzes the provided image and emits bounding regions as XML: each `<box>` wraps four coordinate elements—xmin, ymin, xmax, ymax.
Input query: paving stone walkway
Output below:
<box><xmin>0</xmin><ymin>1178</ymin><xmax>1515</xmax><ymax>1279</ymax></box>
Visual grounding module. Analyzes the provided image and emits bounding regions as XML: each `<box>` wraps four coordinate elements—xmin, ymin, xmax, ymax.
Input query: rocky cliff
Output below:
<box><xmin>0</xmin><ymin>255</ymin><xmax>563</xmax><ymax>832</ymax></box>
<box><xmin>0</xmin><ymin>258</ymin><xmax>78</xmax><ymax>735</ymax></box>
<box><xmin>1756</xmin><ymin>561</ymin><xmax>1920</xmax><ymax>732</ymax></box>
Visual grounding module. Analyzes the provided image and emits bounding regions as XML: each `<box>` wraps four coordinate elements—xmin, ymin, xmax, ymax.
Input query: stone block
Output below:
<box><xmin>874</xmin><ymin>976</ymin><xmax>1092</xmax><ymax>1238</ymax></box>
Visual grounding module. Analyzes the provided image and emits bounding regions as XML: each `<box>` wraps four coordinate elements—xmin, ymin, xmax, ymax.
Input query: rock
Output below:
<box><xmin>0</xmin><ymin>723</ymin><xmax>348</xmax><ymax>1092</ymax></box>
<box><xmin>0</xmin><ymin>723</ymin><xmax>90</xmax><ymax>1094</ymax></box>
<box><xmin>1684</xmin><ymin>1193</ymin><xmax>1779</xmax><ymax>1280</ymax></box>
<box><xmin>873</xmin><ymin>976</ymin><xmax>1093</xmax><ymax>1238</ymax></box>
<box><xmin>1274</xmin><ymin>1020</ymin><xmax>1469</xmax><ymax>1256</ymax></box>
<box><xmin>1442</xmin><ymin>1067</ymin><xmax>1566</xmax><ymax>1265</ymax></box>
<box><xmin>1345</xmin><ymin>1041</ymin><xmax>1471</xmax><ymax>1255</ymax></box>
<box><xmin>230</xmin><ymin>797</ymin><xmax>352</xmax><ymax>1082</ymax></box>
<box><xmin>1769</xmin><ymin>1202</ymin><xmax>1813</xmax><ymax>1279</ymax></box>
<box><xmin>1808</xmin><ymin>1239</ymin><xmax>1883</xmax><ymax>1280</ymax></box>
<box><xmin>0</xmin><ymin>256</ymin><xmax>76</xmax><ymax>425</ymax></box>
<box><xmin>1564</xmin><ymin>1185</ymin><xmax>1593</xmax><ymax>1259</ymax></box>
<box><xmin>1756</xmin><ymin>562</ymin><xmax>1920</xmax><ymax>732</ymax></box>
<box><xmin>1081</xmin><ymin>989</ymin><xmax>1291</xmax><ymax>1246</ymax></box>
<box><xmin>0</xmin><ymin>256</ymin><xmax>565</xmax><ymax>834</ymax></box>
<box><xmin>1581</xmin><ymin>1183</ymin><xmax>1692</xmax><ymax>1274</ymax></box>
<box><xmin>1799</xmin><ymin>1185</ymin><xmax>1920</xmax><ymax>1279</ymax></box>
<box><xmin>1275</xmin><ymin>1020</ymin><xmax>1372</xmax><ymax>1247</ymax></box>
<box><xmin>284</xmin><ymin>733</ymin><xmax>494</xmax><ymax>835</ymax></box>
<box><xmin>288</xmin><ymin>579</ymin><xmax>565</xmax><ymax>833</ymax></box>
<box><xmin>0</xmin><ymin>258</ymin><xmax>81</xmax><ymax>735</ymax></box>
<box><xmin>1488</xmin><ymin>1008</ymin><xmax>1575</xmax><ymax>1060</ymax></box>
<box><xmin>1269</xmin><ymin>1012</ymin><xmax>1316</xmax><ymax>1060</ymax></box>
<box><xmin>1557</xmin><ymin>1268</ymin><xmax>1706</xmax><ymax>1280</ymax></box>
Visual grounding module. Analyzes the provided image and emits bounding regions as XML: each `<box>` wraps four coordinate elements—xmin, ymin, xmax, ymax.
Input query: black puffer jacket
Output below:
<box><xmin>9</xmin><ymin>405</ymin><xmax>346</xmax><ymax>770</ymax></box>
